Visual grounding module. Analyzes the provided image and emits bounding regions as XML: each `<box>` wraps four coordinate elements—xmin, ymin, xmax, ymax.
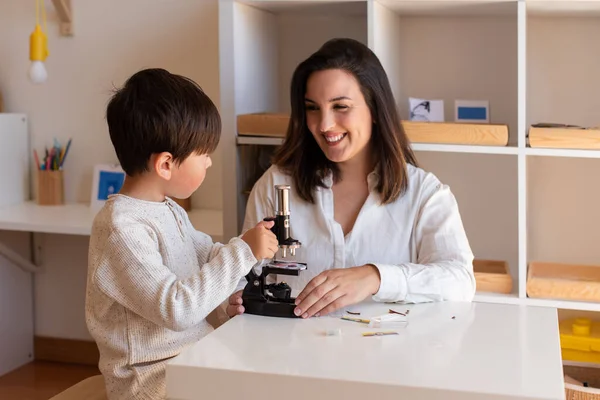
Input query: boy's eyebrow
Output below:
<box><xmin>305</xmin><ymin>96</ymin><xmax>352</xmax><ymax>103</ymax></box>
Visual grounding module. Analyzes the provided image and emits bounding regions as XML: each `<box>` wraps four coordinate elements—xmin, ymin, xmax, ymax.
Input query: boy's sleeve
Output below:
<box><xmin>93</xmin><ymin>225</ymin><xmax>256</xmax><ymax>332</ymax></box>
<box><xmin>188</xmin><ymin>227</ymin><xmax>225</xmax><ymax>266</ymax></box>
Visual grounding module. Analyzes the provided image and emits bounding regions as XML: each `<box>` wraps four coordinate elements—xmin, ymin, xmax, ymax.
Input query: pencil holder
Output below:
<box><xmin>37</xmin><ymin>170</ymin><xmax>64</xmax><ymax>205</ymax></box>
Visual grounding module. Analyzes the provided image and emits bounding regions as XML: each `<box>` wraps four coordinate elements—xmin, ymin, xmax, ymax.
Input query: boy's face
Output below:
<box><xmin>168</xmin><ymin>153</ymin><xmax>212</xmax><ymax>199</ymax></box>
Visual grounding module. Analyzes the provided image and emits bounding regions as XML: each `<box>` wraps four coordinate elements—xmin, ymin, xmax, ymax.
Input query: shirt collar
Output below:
<box><xmin>320</xmin><ymin>164</ymin><xmax>380</xmax><ymax>191</ymax></box>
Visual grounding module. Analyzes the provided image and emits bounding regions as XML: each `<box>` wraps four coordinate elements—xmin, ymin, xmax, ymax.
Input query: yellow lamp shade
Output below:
<box><xmin>29</xmin><ymin>24</ymin><xmax>48</xmax><ymax>62</ymax></box>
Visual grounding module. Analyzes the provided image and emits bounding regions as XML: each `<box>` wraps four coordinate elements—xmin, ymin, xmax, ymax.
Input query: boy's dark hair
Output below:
<box><xmin>106</xmin><ymin>68</ymin><xmax>221</xmax><ymax>176</ymax></box>
<box><xmin>273</xmin><ymin>38</ymin><xmax>418</xmax><ymax>205</ymax></box>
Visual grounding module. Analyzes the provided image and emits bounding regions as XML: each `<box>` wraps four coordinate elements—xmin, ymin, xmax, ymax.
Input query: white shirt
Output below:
<box><xmin>241</xmin><ymin>163</ymin><xmax>476</xmax><ymax>304</ymax></box>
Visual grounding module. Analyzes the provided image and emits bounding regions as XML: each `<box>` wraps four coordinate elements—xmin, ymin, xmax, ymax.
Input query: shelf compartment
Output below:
<box><xmin>473</xmin><ymin>259</ymin><xmax>513</xmax><ymax>294</ymax></box>
<box><xmin>237</xmin><ymin>113</ymin><xmax>509</xmax><ymax>145</ymax></box>
<box><xmin>526</xmin><ymin>5</ymin><xmax>600</xmax><ymax>133</ymax></box>
<box><xmin>529</xmin><ymin>126</ymin><xmax>600</xmax><ymax>150</ymax></box>
<box><xmin>527</xmin><ymin>261</ymin><xmax>600</xmax><ymax>303</ymax></box>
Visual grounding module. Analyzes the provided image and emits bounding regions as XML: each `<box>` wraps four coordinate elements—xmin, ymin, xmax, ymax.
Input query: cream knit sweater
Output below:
<box><xmin>85</xmin><ymin>194</ymin><xmax>256</xmax><ymax>400</ymax></box>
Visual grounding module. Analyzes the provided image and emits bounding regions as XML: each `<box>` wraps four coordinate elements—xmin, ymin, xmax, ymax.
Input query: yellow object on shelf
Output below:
<box><xmin>560</xmin><ymin>318</ymin><xmax>600</xmax><ymax>364</ymax></box>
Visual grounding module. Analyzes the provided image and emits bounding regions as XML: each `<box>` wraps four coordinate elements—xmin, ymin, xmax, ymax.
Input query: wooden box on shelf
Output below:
<box><xmin>403</xmin><ymin>121</ymin><xmax>508</xmax><ymax>146</ymax></box>
<box><xmin>527</xmin><ymin>261</ymin><xmax>600</xmax><ymax>303</ymax></box>
<box><xmin>237</xmin><ymin>113</ymin><xmax>289</xmax><ymax>138</ymax></box>
<box><xmin>529</xmin><ymin>126</ymin><xmax>600</xmax><ymax>149</ymax></box>
<box><xmin>473</xmin><ymin>259</ymin><xmax>512</xmax><ymax>294</ymax></box>
<box><xmin>236</xmin><ymin>113</ymin><xmax>509</xmax><ymax>146</ymax></box>
<box><xmin>36</xmin><ymin>170</ymin><xmax>64</xmax><ymax>205</ymax></box>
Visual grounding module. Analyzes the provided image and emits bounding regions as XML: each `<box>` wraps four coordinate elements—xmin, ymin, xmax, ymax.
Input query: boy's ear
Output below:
<box><xmin>153</xmin><ymin>152</ymin><xmax>174</xmax><ymax>181</ymax></box>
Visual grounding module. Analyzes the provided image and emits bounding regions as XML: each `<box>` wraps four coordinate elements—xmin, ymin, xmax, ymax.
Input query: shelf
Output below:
<box><xmin>220</xmin><ymin>0</ymin><xmax>600</xmax><ymax>317</ymax></box>
<box><xmin>0</xmin><ymin>202</ymin><xmax>223</xmax><ymax>241</ymax></box>
<box><xmin>0</xmin><ymin>202</ymin><xmax>95</xmax><ymax>235</ymax></box>
<box><xmin>237</xmin><ymin>136</ymin><xmax>284</xmax><ymax>146</ymax></box>
<box><xmin>473</xmin><ymin>293</ymin><xmax>600</xmax><ymax>312</ymax></box>
<box><xmin>525</xmin><ymin>147</ymin><xmax>600</xmax><ymax>159</ymax></box>
<box><xmin>412</xmin><ymin>143</ymin><xmax>518</xmax><ymax>154</ymax></box>
<box><xmin>473</xmin><ymin>292</ymin><xmax>523</xmax><ymax>306</ymax></box>
<box><xmin>239</xmin><ymin>0</ymin><xmax>367</xmax><ymax>16</ymax></box>
<box><xmin>238</xmin><ymin>115</ymin><xmax>510</xmax><ymax>145</ymax></box>
<box><xmin>376</xmin><ymin>0</ymin><xmax>517</xmax><ymax>17</ymax></box>
<box><xmin>525</xmin><ymin>298</ymin><xmax>600</xmax><ymax>313</ymax></box>
<box><xmin>527</xmin><ymin>0</ymin><xmax>600</xmax><ymax>17</ymax></box>
<box><xmin>237</xmin><ymin>135</ymin><xmax>519</xmax><ymax>154</ymax></box>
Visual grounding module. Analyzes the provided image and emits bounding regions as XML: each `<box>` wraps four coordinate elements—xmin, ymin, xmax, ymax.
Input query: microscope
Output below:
<box><xmin>242</xmin><ymin>184</ymin><xmax>306</xmax><ymax>318</ymax></box>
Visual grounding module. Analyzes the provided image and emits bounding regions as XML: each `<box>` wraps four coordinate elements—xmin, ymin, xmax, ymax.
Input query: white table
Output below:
<box><xmin>166</xmin><ymin>301</ymin><xmax>565</xmax><ymax>400</ymax></box>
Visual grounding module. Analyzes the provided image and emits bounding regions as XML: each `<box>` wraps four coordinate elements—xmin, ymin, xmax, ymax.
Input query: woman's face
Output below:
<box><xmin>304</xmin><ymin>68</ymin><xmax>373</xmax><ymax>165</ymax></box>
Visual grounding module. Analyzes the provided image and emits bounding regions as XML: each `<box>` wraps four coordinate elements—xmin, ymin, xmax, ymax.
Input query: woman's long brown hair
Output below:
<box><xmin>272</xmin><ymin>37</ymin><xmax>418</xmax><ymax>205</ymax></box>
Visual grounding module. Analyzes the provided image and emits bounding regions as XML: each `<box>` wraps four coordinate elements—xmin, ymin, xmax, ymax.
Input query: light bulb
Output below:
<box><xmin>28</xmin><ymin>61</ymin><xmax>47</xmax><ymax>84</ymax></box>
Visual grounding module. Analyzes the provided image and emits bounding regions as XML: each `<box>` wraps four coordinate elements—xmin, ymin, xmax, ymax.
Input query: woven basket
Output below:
<box><xmin>565</xmin><ymin>383</ymin><xmax>600</xmax><ymax>400</ymax></box>
<box><xmin>564</xmin><ymin>363</ymin><xmax>600</xmax><ymax>400</ymax></box>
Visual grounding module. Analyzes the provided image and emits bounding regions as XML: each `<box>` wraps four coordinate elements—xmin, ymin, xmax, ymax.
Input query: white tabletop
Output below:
<box><xmin>166</xmin><ymin>300</ymin><xmax>564</xmax><ymax>400</ymax></box>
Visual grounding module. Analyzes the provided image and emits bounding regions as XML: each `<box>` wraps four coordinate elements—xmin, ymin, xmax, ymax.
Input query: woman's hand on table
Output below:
<box><xmin>293</xmin><ymin>264</ymin><xmax>381</xmax><ymax>318</ymax></box>
<box><xmin>226</xmin><ymin>290</ymin><xmax>244</xmax><ymax>317</ymax></box>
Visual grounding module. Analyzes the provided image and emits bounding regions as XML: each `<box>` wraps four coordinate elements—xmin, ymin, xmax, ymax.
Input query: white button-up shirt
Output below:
<box><xmin>241</xmin><ymin>163</ymin><xmax>476</xmax><ymax>304</ymax></box>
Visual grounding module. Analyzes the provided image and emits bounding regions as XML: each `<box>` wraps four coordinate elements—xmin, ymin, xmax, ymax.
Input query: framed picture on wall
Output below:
<box><xmin>91</xmin><ymin>164</ymin><xmax>125</xmax><ymax>210</ymax></box>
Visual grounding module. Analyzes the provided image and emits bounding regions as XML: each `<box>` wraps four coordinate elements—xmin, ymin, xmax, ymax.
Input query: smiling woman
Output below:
<box><xmin>226</xmin><ymin>38</ymin><xmax>476</xmax><ymax>320</ymax></box>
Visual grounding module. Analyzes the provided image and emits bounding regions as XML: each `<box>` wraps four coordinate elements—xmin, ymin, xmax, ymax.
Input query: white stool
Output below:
<box><xmin>49</xmin><ymin>374</ymin><xmax>107</xmax><ymax>400</ymax></box>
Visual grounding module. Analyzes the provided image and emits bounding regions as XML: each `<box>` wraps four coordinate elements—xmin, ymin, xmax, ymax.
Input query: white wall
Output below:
<box><xmin>277</xmin><ymin>14</ymin><xmax>368</xmax><ymax>112</ymax></box>
<box><xmin>0</xmin><ymin>0</ymin><xmax>221</xmax><ymax>340</ymax></box>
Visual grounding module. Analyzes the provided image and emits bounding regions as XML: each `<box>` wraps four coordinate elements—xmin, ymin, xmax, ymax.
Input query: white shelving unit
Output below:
<box><xmin>218</xmin><ymin>0</ymin><xmax>600</xmax><ymax>312</ymax></box>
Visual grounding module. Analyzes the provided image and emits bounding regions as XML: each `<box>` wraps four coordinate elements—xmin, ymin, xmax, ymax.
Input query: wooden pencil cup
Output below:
<box><xmin>37</xmin><ymin>170</ymin><xmax>64</xmax><ymax>205</ymax></box>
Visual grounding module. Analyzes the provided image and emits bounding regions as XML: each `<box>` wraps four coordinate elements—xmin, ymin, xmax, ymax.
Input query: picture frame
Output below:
<box><xmin>455</xmin><ymin>100</ymin><xmax>490</xmax><ymax>123</ymax></box>
<box><xmin>90</xmin><ymin>164</ymin><xmax>125</xmax><ymax>210</ymax></box>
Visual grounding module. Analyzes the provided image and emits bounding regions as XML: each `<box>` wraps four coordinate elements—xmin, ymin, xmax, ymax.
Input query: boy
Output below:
<box><xmin>85</xmin><ymin>68</ymin><xmax>278</xmax><ymax>400</ymax></box>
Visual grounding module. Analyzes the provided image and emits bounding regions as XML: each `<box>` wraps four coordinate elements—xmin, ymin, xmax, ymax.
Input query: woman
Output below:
<box><xmin>227</xmin><ymin>37</ymin><xmax>475</xmax><ymax>320</ymax></box>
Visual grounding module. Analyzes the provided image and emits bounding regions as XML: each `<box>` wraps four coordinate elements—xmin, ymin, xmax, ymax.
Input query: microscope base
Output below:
<box><xmin>243</xmin><ymin>298</ymin><xmax>299</xmax><ymax>318</ymax></box>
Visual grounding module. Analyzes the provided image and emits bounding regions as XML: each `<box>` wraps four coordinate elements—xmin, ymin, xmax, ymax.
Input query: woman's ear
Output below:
<box><xmin>153</xmin><ymin>152</ymin><xmax>174</xmax><ymax>181</ymax></box>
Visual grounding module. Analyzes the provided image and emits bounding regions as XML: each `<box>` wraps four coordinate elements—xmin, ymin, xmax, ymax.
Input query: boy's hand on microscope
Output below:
<box><xmin>241</xmin><ymin>220</ymin><xmax>278</xmax><ymax>261</ymax></box>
